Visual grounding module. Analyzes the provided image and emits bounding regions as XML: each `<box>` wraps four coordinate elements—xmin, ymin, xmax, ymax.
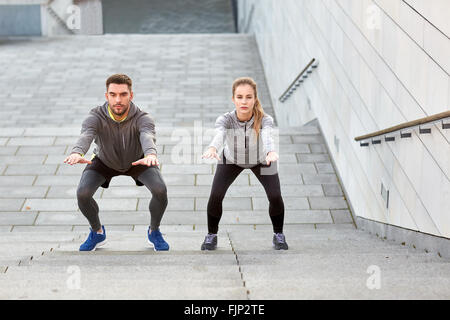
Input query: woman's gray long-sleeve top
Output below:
<box><xmin>208</xmin><ymin>110</ymin><xmax>275</xmax><ymax>168</ymax></box>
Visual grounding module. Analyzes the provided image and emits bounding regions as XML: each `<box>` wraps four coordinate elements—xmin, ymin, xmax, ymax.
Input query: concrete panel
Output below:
<box><xmin>0</xmin><ymin>5</ymin><xmax>41</xmax><ymax>36</ymax></box>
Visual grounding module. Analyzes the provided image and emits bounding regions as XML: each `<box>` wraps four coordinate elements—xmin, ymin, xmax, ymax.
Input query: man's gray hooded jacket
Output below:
<box><xmin>71</xmin><ymin>101</ymin><xmax>157</xmax><ymax>172</ymax></box>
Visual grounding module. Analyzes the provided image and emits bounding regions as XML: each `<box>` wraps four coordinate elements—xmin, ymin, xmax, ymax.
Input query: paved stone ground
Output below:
<box><xmin>0</xmin><ymin>34</ymin><xmax>450</xmax><ymax>299</ymax></box>
<box><xmin>102</xmin><ymin>0</ymin><xmax>236</xmax><ymax>34</ymax></box>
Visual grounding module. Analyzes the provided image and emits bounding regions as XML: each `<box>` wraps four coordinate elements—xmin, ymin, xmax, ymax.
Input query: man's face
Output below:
<box><xmin>105</xmin><ymin>83</ymin><xmax>133</xmax><ymax>117</ymax></box>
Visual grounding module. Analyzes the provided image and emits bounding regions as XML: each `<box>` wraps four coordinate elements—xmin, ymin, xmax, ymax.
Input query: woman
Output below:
<box><xmin>201</xmin><ymin>77</ymin><xmax>288</xmax><ymax>250</ymax></box>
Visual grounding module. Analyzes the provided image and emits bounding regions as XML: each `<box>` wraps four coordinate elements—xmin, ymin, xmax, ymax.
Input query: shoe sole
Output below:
<box><xmin>94</xmin><ymin>239</ymin><xmax>107</xmax><ymax>250</ymax></box>
<box><xmin>273</xmin><ymin>244</ymin><xmax>288</xmax><ymax>250</ymax></box>
<box><xmin>147</xmin><ymin>239</ymin><xmax>169</xmax><ymax>251</ymax></box>
<box><xmin>201</xmin><ymin>244</ymin><xmax>217</xmax><ymax>251</ymax></box>
<box><xmin>201</xmin><ymin>247</ymin><xmax>217</xmax><ymax>251</ymax></box>
<box><xmin>80</xmin><ymin>239</ymin><xmax>107</xmax><ymax>252</ymax></box>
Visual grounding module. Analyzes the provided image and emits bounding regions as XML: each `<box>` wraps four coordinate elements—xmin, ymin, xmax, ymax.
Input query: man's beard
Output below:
<box><xmin>112</xmin><ymin>103</ymin><xmax>129</xmax><ymax>116</ymax></box>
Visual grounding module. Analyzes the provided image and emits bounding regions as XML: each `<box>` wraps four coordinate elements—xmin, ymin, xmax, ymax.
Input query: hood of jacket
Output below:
<box><xmin>97</xmin><ymin>101</ymin><xmax>139</xmax><ymax>123</ymax></box>
<box><xmin>231</xmin><ymin>110</ymin><xmax>255</xmax><ymax>129</ymax></box>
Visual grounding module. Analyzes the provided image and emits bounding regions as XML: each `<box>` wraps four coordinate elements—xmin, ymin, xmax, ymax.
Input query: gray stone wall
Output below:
<box><xmin>237</xmin><ymin>0</ymin><xmax>450</xmax><ymax>240</ymax></box>
<box><xmin>0</xmin><ymin>4</ymin><xmax>41</xmax><ymax>36</ymax></box>
<box><xmin>102</xmin><ymin>0</ymin><xmax>235</xmax><ymax>34</ymax></box>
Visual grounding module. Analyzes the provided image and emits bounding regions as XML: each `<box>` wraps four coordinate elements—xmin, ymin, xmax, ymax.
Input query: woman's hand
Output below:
<box><xmin>265</xmin><ymin>151</ymin><xmax>279</xmax><ymax>165</ymax></box>
<box><xmin>202</xmin><ymin>147</ymin><xmax>220</xmax><ymax>161</ymax></box>
<box><xmin>132</xmin><ymin>154</ymin><xmax>160</xmax><ymax>167</ymax></box>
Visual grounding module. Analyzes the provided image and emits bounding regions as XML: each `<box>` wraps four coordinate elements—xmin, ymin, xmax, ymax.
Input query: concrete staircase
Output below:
<box><xmin>2</xmin><ymin>224</ymin><xmax>450</xmax><ymax>299</ymax></box>
<box><xmin>1</xmin><ymin>34</ymin><xmax>450</xmax><ymax>299</ymax></box>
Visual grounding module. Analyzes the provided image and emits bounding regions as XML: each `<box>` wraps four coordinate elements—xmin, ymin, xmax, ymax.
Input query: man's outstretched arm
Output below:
<box><xmin>64</xmin><ymin>114</ymin><xmax>97</xmax><ymax>165</ymax></box>
<box><xmin>138</xmin><ymin>114</ymin><xmax>157</xmax><ymax>157</ymax></box>
<box><xmin>133</xmin><ymin>114</ymin><xmax>159</xmax><ymax>167</ymax></box>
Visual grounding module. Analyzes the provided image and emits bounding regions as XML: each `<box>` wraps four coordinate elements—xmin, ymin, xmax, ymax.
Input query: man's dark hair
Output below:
<box><xmin>106</xmin><ymin>74</ymin><xmax>132</xmax><ymax>91</ymax></box>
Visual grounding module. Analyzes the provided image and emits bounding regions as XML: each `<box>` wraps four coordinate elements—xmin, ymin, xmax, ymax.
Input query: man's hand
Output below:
<box><xmin>63</xmin><ymin>153</ymin><xmax>92</xmax><ymax>165</ymax></box>
<box><xmin>202</xmin><ymin>147</ymin><xmax>220</xmax><ymax>161</ymax></box>
<box><xmin>265</xmin><ymin>151</ymin><xmax>279</xmax><ymax>165</ymax></box>
<box><xmin>132</xmin><ymin>154</ymin><xmax>159</xmax><ymax>167</ymax></box>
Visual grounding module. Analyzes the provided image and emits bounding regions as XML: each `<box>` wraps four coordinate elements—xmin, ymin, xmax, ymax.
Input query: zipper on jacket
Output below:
<box><xmin>118</xmin><ymin>122</ymin><xmax>125</xmax><ymax>170</ymax></box>
<box><xmin>244</xmin><ymin>122</ymin><xmax>247</xmax><ymax>148</ymax></box>
<box><xmin>118</xmin><ymin>122</ymin><xmax>125</xmax><ymax>150</ymax></box>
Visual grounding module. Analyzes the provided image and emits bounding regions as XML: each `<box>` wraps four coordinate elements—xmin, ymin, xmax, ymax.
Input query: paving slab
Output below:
<box><xmin>331</xmin><ymin>209</ymin><xmax>354</xmax><ymax>223</ymax></box>
<box><xmin>5</xmin><ymin>164</ymin><xmax>58</xmax><ymax>175</ymax></box>
<box><xmin>252</xmin><ymin>197</ymin><xmax>310</xmax><ymax>210</ymax></box>
<box><xmin>0</xmin><ymin>155</ymin><xmax>47</xmax><ymax>165</ymax></box>
<box><xmin>0</xmin><ymin>146</ymin><xmax>19</xmax><ymax>156</ymax></box>
<box><xmin>15</xmin><ymin>146</ymin><xmax>66</xmax><ymax>155</ymax></box>
<box><xmin>309</xmin><ymin>197</ymin><xmax>349</xmax><ymax>210</ymax></box>
<box><xmin>250</xmin><ymin>173</ymin><xmax>303</xmax><ymax>185</ymax></box>
<box><xmin>0</xmin><ymin>176</ymin><xmax>36</xmax><ymax>186</ymax></box>
<box><xmin>0</xmin><ymin>211</ymin><xmax>35</xmax><ymax>224</ymax></box>
<box><xmin>196</xmin><ymin>174</ymin><xmax>250</xmax><ymax>186</ymax></box>
<box><xmin>7</xmin><ymin>137</ymin><xmax>55</xmax><ymax>146</ymax></box>
<box><xmin>0</xmin><ymin>186</ymin><xmax>48</xmax><ymax>198</ymax></box>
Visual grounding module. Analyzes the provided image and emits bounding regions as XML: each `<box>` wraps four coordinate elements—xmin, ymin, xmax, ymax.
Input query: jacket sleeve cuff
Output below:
<box><xmin>144</xmin><ymin>148</ymin><xmax>157</xmax><ymax>157</ymax></box>
<box><xmin>208</xmin><ymin>142</ymin><xmax>221</xmax><ymax>151</ymax></box>
<box><xmin>71</xmin><ymin>148</ymin><xmax>85</xmax><ymax>157</ymax></box>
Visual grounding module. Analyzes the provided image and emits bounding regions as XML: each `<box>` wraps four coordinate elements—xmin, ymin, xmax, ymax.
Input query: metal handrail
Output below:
<box><xmin>279</xmin><ymin>58</ymin><xmax>318</xmax><ymax>103</ymax></box>
<box><xmin>354</xmin><ymin>110</ymin><xmax>450</xmax><ymax>145</ymax></box>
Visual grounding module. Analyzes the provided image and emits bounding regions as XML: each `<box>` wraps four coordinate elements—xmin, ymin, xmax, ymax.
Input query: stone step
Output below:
<box><xmin>22</xmin><ymin>251</ymin><xmax>238</xmax><ymax>268</ymax></box>
<box><xmin>0</xmin><ymin>259</ymin><xmax>24</xmax><ymax>267</ymax></box>
<box><xmin>0</xmin><ymin>232</ymin><xmax>82</xmax><ymax>242</ymax></box>
<box><xmin>9</xmin><ymin>249</ymin><xmax>444</xmax><ymax>275</ymax></box>
<box><xmin>0</xmin><ymin>285</ymin><xmax>248</xmax><ymax>300</ymax></box>
<box><xmin>0</xmin><ymin>240</ymin><xmax>82</xmax><ymax>262</ymax></box>
<box><xmin>21</xmin><ymin>247</ymin><xmax>441</xmax><ymax>272</ymax></box>
<box><xmin>4</xmin><ymin>264</ymin><xmax>241</xmax><ymax>277</ymax></box>
<box><xmin>32</xmin><ymin>210</ymin><xmax>335</xmax><ymax>225</ymax></box>
<box><xmin>8</xmin><ymin>126</ymin><xmax>320</xmax><ymax>137</ymax></box>
<box><xmin>238</xmin><ymin>255</ymin><xmax>450</xmax><ymax>278</ymax></box>
<box><xmin>245</xmin><ymin>278</ymin><xmax>450</xmax><ymax>300</ymax></box>
<box><xmin>44</xmin><ymin>234</ymin><xmax>413</xmax><ymax>254</ymax></box>
<box><xmin>0</xmin><ymin>228</ymin><xmax>417</xmax><ymax>255</ymax></box>
<box><xmin>0</xmin><ymin>275</ymin><xmax>243</xmax><ymax>288</ymax></box>
<box><xmin>231</xmin><ymin>239</ymin><xmax>425</xmax><ymax>254</ymax></box>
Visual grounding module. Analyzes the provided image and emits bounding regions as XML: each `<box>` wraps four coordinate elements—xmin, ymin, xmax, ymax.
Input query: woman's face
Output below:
<box><xmin>232</xmin><ymin>84</ymin><xmax>255</xmax><ymax>119</ymax></box>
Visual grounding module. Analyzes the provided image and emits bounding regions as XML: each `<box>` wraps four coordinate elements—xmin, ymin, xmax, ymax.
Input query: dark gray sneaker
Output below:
<box><xmin>273</xmin><ymin>233</ymin><xmax>288</xmax><ymax>250</ymax></box>
<box><xmin>201</xmin><ymin>233</ymin><xmax>217</xmax><ymax>250</ymax></box>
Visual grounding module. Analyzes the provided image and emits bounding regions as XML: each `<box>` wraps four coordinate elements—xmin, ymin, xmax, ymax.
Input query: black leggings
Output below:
<box><xmin>207</xmin><ymin>158</ymin><xmax>285</xmax><ymax>234</ymax></box>
<box><xmin>76</xmin><ymin>167</ymin><xmax>168</xmax><ymax>231</ymax></box>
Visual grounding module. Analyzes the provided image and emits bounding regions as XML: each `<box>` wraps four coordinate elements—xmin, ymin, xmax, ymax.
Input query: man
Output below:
<box><xmin>64</xmin><ymin>74</ymin><xmax>169</xmax><ymax>251</ymax></box>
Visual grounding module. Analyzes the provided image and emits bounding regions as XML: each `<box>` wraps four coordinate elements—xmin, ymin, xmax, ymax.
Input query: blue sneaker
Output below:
<box><xmin>79</xmin><ymin>226</ymin><xmax>107</xmax><ymax>251</ymax></box>
<box><xmin>147</xmin><ymin>228</ymin><xmax>169</xmax><ymax>251</ymax></box>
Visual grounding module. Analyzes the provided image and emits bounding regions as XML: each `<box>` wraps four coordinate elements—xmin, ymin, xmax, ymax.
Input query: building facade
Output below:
<box><xmin>236</xmin><ymin>0</ymin><xmax>450</xmax><ymax>244</ymax></box>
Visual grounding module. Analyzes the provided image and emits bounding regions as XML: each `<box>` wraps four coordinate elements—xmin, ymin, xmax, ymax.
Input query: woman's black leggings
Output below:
<box><xmin>207</xmin><ymin>159</ymin><xmax>285</xmax><ymax>234</ymax></box>
<box><xmin>76</xmin><ymin>167</ymin><xmax>168</xmax><ymax>231</ymax></box>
